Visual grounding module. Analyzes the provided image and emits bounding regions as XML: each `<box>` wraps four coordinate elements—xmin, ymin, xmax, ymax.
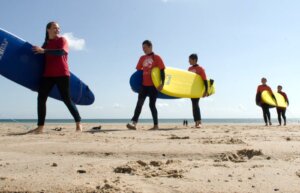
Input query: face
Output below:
<box><xmin>142</xmin><ymin>44</ymin><xmax>152</xmax><ymax>54</ymax></box>
<box><xmin>47</xmin><ymin>23</ymin><xmax>60</xmax><ymax>39</ymax></box>
<box><xmin>277</xmin><ymin>86</ymin><xmax>282</xmax><ymax>91</ymax></box>
<box><xmin>261</xmin><ymin>78</ymin><xmax>267</xmax><ymax>84</ymax></box>
<box><xmin>189</xmin><ymin>58</ymin><xmax>197</xmax><ymax>65</ymax></box>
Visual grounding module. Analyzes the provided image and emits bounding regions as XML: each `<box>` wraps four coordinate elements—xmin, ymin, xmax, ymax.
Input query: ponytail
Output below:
<box><xmin>42</xmin><ymin>21</ymin><xmax>56</xmax><ymax>48</ymax></box>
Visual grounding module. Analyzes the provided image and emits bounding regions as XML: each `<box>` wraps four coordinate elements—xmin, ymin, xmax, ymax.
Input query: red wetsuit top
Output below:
<box><xmin>43</xmin><ymin>37</ymin><xmax>70</xmax><ymax>77</ymax></box>
<box><xmin>136</xmin><ymin>53</ymin><xmax>165</xmax><ymax>86</ymax></box>
<box><xmin>188</xmin><ymin>64</ymin><xmax>207</xmax><ymax>80</ymax></box>
<box><xmin>256</xmin><ymin>84</ymin><xmax>273</xmax><ymax>105</ymax></box>
<box><xmin>257</xmin><ymin>84</ymin><xmax>272</xmax><ymax>94</ymax></box>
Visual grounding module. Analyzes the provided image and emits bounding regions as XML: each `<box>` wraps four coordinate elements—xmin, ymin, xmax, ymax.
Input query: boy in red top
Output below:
<box><xmin>28</xmin><ymin>22</ymin><xmax>82</xmax><ymax>134</ymax></box>
<box><xmin>256</xmin><ymin>77</ymin><xmax>276</xmax><ymax>126</ymax></box>
<box><xmin>127</xmin><ymin>40</ymin><xmax>165</xmax><ymax>130</ymax></box>
<box><xmin>188</xmin><ymin>54</ymin><xmax>208</xmax><ymax>128</ymax></box>
<box><xmin>277</xmin><ymin>85</ymin><xmax>289</xmax><ymax>126</ymax></box>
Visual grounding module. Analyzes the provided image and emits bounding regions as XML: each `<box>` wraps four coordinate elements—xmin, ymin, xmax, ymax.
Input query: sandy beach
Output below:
<box><xmin>0</xmin><ymin>123</ymin><xmax>300</xmax><ymax>193</ymax></box>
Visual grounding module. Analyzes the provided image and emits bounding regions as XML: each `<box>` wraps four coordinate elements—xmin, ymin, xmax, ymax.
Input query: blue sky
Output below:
<box><xmin>0</xmin><ymin>0</ymin><xmax>299</xmax><ymax>119</ymax></box>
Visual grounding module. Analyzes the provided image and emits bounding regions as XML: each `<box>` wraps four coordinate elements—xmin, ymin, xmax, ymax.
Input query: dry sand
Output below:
<box><xmin>0</xmin><ymin>123</ymin><xmax>300</xmax><ymax>193</ymax></box>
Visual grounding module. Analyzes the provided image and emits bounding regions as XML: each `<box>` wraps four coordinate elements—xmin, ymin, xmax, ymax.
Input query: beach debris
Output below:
<box><xmin>51</xmin><ymin>163</ymin><xmax>58</xmax><ymax>167</ymax></box>
<box><xmin>0</xmin><ymin>177</ymin><xmax>7</xmax><ymax>180</ymax></box>
<box><xmin>136</xmin><ymin>160</ymin><xmax>147</xmax><ymax>167</ymax></box>
<box><xmin>296</xmin><ymin>170</ymin><xmax>300</xmax><ymax>178</ymax></box>
<box><xmin>286</xmin><ymin>137</ymin><xmax>291</xmax><ymax>141</ymax></box>
<box><xmin>114</xmin><ymin>165</ymin><xmax>134</xmax><ymax>174</ymax></box>
<box><xmin>251</xmin><ymin>164</ymin><xmax>264</xmax><ymax>168</ymax></box>
<box><xmin>92</xmin><ymin>125</ymin><xmax>102</xmax><ymax>130</ymax></box>
<box><xmin>53</xmin><ymin>127</ymin><xmax>64</xmax><ymax>131</ymax></box>
<box><xmin>77</xmin><ymin>169</ymin><xmax>87</xmax><ymax>174</ymax></box>
<box><xmin>104</xmin><ymin>152</ymin><xmax>113</xmax><ymax>156</ymax></box>
<box><xmin>237</xmin><ymin>149</ymin><xmax>263</xmax><ymax>159</ymax></box>
<box><xmin>114</xmin><ymin>160</ymin><xmax>184</xmax><ymax>178</ymax></box>
<box><xmin>149</xmin><ymin>161</ymin><xmax>163</xmax><ymax>167</ymax></box>
<box><xmin>168</xmin><ymin>134</ymin><xmax>190</xmax><ymax>139</ymax></box>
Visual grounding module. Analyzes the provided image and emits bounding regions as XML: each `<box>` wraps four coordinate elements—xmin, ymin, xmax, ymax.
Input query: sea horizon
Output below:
<box><xmin>0</xmin><ymin>118</ymin><xmax>299</xmax><ymax>124</ymax></box>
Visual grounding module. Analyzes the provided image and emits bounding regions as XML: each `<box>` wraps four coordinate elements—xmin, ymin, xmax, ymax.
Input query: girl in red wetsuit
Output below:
<box><xmin>28</xmin><ymin>22</ymin><xmax>82</xmax><ymax>134</ymax></box>
<box><xmin>276</xmin><ymin>85</ymin><xmax>289</xmax><ymax>126</ymax></box>
<box><xmin>256</xmin><ymin>77</ymin><xmax>276</xmax><ymax>126</ymax></box>
<box><xmin>188</xmin><ymin>54</ymin><xmax>208</xmax><ymax>128</ymax></box>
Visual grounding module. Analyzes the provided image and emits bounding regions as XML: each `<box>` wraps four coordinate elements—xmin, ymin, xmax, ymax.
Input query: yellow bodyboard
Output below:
<box><xmin>261</xmin><ymin>90</ymin><xmax>287</xmax><ymax>108</ymax></box>
<box><xmin>151</xmin><ymin>67</ymin><xmax>215</xmax><ymax>98</ymax></box>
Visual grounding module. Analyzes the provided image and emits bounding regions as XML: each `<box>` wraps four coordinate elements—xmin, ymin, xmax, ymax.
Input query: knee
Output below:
<box><xmin>149</xmin><ymin>102</ymin><xmax>156</xmax><ymax>110</ymax></box>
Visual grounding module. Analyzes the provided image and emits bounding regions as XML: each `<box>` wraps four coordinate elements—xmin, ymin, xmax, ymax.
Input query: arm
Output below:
<box><xmin>271</xmin><ymin>92</ymin><xmax>277</xmax><ymax>105</ymax></box>
<box><xmin>285</xmin><ymin>93</ymin><xmax>289</xmax><ymax>106</ymax></box>
<box><xmin>204</xmin><ymin>80</ymin><xmax>208</xmax><ymax>93</ymax></box>
<box><xmin>199</xmin><ymin>67</ymin><xmax>208</xmax><ymax>96</ymax></box>
<box><xmin>136</xmin><ymin>56</ymin><xmax>143</xmax><ymax>70</ymax></box>
<box><xmin>160</xmin><ymin>69</ymin><xmax>165</xmax><ymax>86</ymax></box>
<box><xmin>44</xmin><ymin>49</ymin><xmax>67</xmax><ymax>56</ymax></box>
<box><xmin>155</xmin><ymin>55</ymin><xmax>165</xmax><ymax>91</ymax></box>
<box><xmin>32</xmin><ymin>46</ymin><xmax>67</xmax><ymax>55</ymax></box>
<box><xmin>269</xmin><ymin>87</ymin><xmax>277</xmax><ymax>103</ymax></box>
<box><xmin>33</xmin><ymin>37</ymin><xmax>69</xmax><ymax>55</ymax></box>
<box><xmin>256</xmin><ymin>92</ymin><xmax>261</xmax><ymax>106</ymax></box>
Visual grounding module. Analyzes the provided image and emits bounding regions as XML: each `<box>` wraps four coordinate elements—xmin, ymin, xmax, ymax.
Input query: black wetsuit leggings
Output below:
<box><xmin>261</xmin><ymin>104</ymin><xmax>271</xmax><ymax>124</ymax></box>
<box><xmin>191</xmin><ymin>98</ymin><xmax>201</xmax><ymax>122</ymax></box>
<box><xmin>131</xmin><ymin>86</ymin><xmax>158</xmax><ymax>125</ymax></box>
<box><xmin>277</xmin><ymin>108</ymin><xmax>286</xmax><ymax>125</ymax></box>
<box><xmin>37</xmin><ymin>76</ymin><xmax>81</xmax><ymax>126</ymax></box>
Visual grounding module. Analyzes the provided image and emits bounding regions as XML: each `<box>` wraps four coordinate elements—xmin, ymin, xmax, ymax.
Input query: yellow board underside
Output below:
<box><xmin>261</xmin><ymin>90</ymin><xmax>287</xmax><ymax>108</ymax></box>
<box><xmin>151</xmin><ymin>67</ymin><xmax>215</xmax><ymax>98</ymax></box>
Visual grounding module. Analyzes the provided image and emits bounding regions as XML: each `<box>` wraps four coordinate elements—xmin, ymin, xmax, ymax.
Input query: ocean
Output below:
<box><xmin>0</xmin><ymin>118</ymin><xmax>299</xmax><ymax>124</ymax></box>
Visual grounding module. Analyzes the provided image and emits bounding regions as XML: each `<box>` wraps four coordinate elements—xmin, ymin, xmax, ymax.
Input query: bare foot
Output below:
<box><xmin>126</xmin><ymin>122</ymin><xmax>137</xmax><ymax>130</ymax></box>
<box><xmin>76</xmin><ymin>122</ymin><xmax>83</xmax><ymax>132</ymax></box>
<box><xmin>149</xmin><ymin>125</ymin><xmax>159</xmax><ymax>130</ymax></box>
<box><xmin>193</xmin><ymin>121</ymin><xmax>202</xmax><ymax>128</ymax></box>
<box><xmin>27</xmin><ymin>126</ymin><xmax>44</xmax><ymax>134</ymax></box>
<box><xmin>195</xmin><ymin>124</ymin><xmax>202</xmax><ymax>128</ymax></box>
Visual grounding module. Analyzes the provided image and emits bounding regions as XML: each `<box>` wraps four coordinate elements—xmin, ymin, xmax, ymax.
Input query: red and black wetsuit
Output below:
<box><xmin>37</xmin><ymin>37</ymin><xmax>81</xmax><ymax>126</ymax></box>
<box><xmin>277</xmin><ymin>91</ymin><xmax>289</xmax><ymax>125</ymax></box>
<box><xmin>256</xmin><ymin>84</ymin><xmax>274</xmax><ymax>125</ymax></box>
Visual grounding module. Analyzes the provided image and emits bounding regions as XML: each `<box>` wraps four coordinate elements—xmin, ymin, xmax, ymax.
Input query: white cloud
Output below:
<box><xmin>62</xmin><ymin>32</ymin><xmax>85</xmax><ymax>51</ymax></box>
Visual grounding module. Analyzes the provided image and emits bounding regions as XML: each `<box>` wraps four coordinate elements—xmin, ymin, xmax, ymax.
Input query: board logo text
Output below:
<box><xmin>0</xmin><ymin>39</ymin><xmax>8</xmax><ymax>61</ymax></box>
